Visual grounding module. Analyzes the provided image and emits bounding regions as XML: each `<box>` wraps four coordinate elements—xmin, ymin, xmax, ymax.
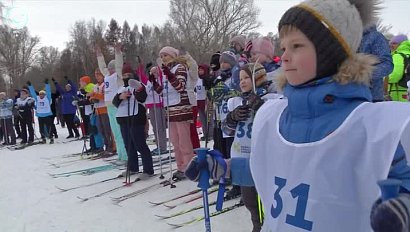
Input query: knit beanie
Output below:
<box><xmin>80</xmin><ymin>76</ymin><xmax>91</xmax><ymax>84</ymax></box>
<box><xmin>210</xmin><ymin>51</ymin><xmax>221</xmax><ymax>71</ymax></box>
<box><xmin>241</xmin><ymin>63</ymin><xmax>267</xmax><ymax>88</ymax></box>
<box><xmin>21</xmin><ymin>88</ymin><xmax>29</xmax><ymax>94</ymax></box>
<box><xmin>229</xmin><ymin>35</ymin><xmax>246</xmax><ymax>49</ymax></box>
<box><xmin>251</xmin><ymin>37</ymin><xmax>275</xmax><ymax>60</ymax></box>
<box><xmin>278</xmin><ymin>0</ymin><xmax>374</xmax><ymax>79</ymax></box>
<box><xmin>159</xmin><ymin>46</ymin><xmax>179</xmax><ymax>58</ymax></box>
<box><xmin>219</xmin><ymin>51</ymin><xmax>238</xmax><ymax>68</ymax></box>
<box><xmin>390</xmin><ymin>34</ymin><xmax>408</xmax><ymax>45</ymax></box>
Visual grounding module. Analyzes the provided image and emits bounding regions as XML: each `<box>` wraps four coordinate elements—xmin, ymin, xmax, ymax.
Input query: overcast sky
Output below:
<box><xmin>2</xmin><ymin>0</ymin><xmax>410</xmax><ymax>50</ymax></box>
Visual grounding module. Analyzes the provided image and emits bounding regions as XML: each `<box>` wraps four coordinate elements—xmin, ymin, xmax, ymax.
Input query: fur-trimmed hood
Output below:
<box><xmin>274</xmin><ymin>53</ymin><xmax>378</xmax><ymax>91</ymax></box>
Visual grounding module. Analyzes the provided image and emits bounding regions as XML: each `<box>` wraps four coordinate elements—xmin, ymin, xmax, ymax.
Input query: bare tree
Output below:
<box><xmin>169</xmin><ymin>0</ymin><xmax>260</xmax><ymax>62</ymax></box>
<box><xmin>0</xmin><ymin>25</ymin><xmax>39</xmax><ymax>89</ymax></box>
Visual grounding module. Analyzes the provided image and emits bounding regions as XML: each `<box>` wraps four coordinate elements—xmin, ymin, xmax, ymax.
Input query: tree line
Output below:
<box><xmin>0</xmin><ymin>0</ymin><xmax>261</xmax><ymax>94</ymax></box>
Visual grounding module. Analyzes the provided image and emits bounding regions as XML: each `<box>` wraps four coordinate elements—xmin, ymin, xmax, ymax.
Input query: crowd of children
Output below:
<box><xmin>2</xmin><ymin>0</ymin><xmax>410</xmax><ymax>230</ymax></box>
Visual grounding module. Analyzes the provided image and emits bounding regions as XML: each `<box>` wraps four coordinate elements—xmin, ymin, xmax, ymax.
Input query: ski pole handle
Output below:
<box><xmin>378</xmin><ymin>179</ymin><xmax>401</xmax><ymax>201</ymax></box>
<box><xmin>195</xmin><ymin>148</ymin><xmax>210</xmax><ymax>190</ymax></box>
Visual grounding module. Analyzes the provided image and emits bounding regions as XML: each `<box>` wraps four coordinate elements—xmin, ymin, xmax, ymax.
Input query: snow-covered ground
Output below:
<box><xmin>0</xmin><ymin>125</ymin><xmax>252</xmax><ymax>232</ymax></box>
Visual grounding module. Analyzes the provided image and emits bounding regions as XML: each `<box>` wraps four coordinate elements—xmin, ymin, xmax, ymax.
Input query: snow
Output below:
<box><xmin>0</xmin><ymin>125</ymin><xmax>252</xmax><ymax>232</ymax></box>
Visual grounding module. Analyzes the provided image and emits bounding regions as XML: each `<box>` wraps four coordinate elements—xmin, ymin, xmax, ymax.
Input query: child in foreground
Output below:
<box><xmin>250</xmin><ymin>0</ymin><xmax>410</xmax><ymax>231</ymax></box>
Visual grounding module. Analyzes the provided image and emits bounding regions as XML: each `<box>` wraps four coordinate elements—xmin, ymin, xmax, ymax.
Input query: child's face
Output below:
<box><xmin>220</xmin><ymin>62</ymin><xmax>231</xmax><ymax>70</ymax></box>
<box><xmin>239</xmin><ymin>70</ymin><xmax>253</xmax><ymax>93</ymax></box>
<box><xmin>198</xmin><ymin>68</ymin><xmax>205</xmax><ymax>76</ymax></box>
<box><xmin>160</xmin><ymin>53</ymin><xmax>173</xmax><ymax>65</ymax></box>
<box><xmin>95</xmin><ymin>70</ymin><xmax>104</xmax><ymax>83</ymax></box>
<box><xmin>280</xmin><ymin>29</ymin><xmax>317</xmax><ymax>85</ymax></box>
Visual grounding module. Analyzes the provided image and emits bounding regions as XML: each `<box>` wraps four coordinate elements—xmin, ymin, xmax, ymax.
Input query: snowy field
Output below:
<box><xmin>0</xmin><ymin>125</ymin><xmax>252</xmax><ymax>232</ymax></box>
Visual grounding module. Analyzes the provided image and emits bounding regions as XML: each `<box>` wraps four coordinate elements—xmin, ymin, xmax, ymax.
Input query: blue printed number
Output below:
<box><xmin>197</xmin><ymin>85</ymin><xmax>202</xmax><ymax>91</ymax></box>
<box><xmin>236</xmin><ymin>122</ymin><xmax>253</xmax><ymax>139</ymax></box>
<box><xmin>270</xmin><ymin>176</ymin><xmax>313</xmax><ymax>231</ymax></box>
<box><xmin>105</xmin><ymin>82</ymin><xmax>109</xmax><ymax>88</ymax></box>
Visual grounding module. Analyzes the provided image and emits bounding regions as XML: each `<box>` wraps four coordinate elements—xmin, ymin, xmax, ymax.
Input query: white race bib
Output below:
<box><xmin>251</xmin><ymin>100</ymin><xmax>410</xmax><ymax>232</ymax></box>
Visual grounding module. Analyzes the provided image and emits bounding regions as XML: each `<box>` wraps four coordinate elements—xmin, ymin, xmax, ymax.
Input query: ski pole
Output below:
<box><xmin>164</xmin><ymin>78</ymin><xmax>175</xmax><ymax>188</ymax></box>
<box><xmin>124</xmin><ymin>88</ymin><xmax>132</xmax><ymax>185</ymax></box>
<box><xmin>378</xmin><ymin>179</ymin><xmax>401</xmax><ymax>201</ymax></box>
<box><xmin>152</xmin><ymin>84</ymin><xmax>164</xmax><ymax>179</ymax></box>
<box><xmin>195</xmin><ymin>147</ymin><xmax>212</xmax><ymax>232</ymax></box>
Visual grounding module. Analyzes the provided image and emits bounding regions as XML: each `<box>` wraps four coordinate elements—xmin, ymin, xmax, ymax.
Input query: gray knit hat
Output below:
<box><xmin>279</xmin><ymin>0</ymin><xmax>379</xmax><ymax>79</ymax></box>
<box><xmin>219</xmin><ymin>51</ymin><xmax>238</xmax><ymax>67</ymax></box>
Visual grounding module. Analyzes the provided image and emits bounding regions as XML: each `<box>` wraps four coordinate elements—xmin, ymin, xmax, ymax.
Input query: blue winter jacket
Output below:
<box><xmin>55</xmin><ymin>80</ymin><xmax>77</xmax><ymax>115</ymax></box>
<box><xmin>28</xmin><ymin>84</ymin><xmax>53</xmax><ymax>117</ymax></box>
<box><xmin>279</xmin><ymin>77</ymin><xmax>410</xmax><ymax>192</ymax></box>
<box><xmin>358</xmin><ymin>26</ymin><xmax>393</xmax><ymax>101</ymax></box>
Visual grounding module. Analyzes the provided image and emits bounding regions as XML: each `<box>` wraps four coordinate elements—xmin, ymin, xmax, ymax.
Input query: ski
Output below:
<box><xmin>48</xmin><ymin>164</ymin><xmax>115</xmax><ymax>178</ymax></box>
<box><xmin>111</xmin><ymin>178</ymin><xmax>181</xmax><ymax>204</ymax></box>
<box><xmin>148</xmin><ymin>188</ymin><xmax>202</xmax><ymax>206</ymax></box>
<box><xmin>77</xmin><ymin>177</ymin><xmax>141</xmax><ymax>202</ymax></box>
<box><xmin>48</xmin><ymin>152</ymin><xmax>108</xmax><ymax>168</ymax></box>
<box><xmin>8</xmin><ymin>141</ymin><xmax>43</xmax><ymax>150</ymax></box>
<box><xmin>166</xmin><ymin>201</ymin><xmax>244</xmax><ymax>228</ymax></box>
<box><xmin>155</xmin><ymin>194</ymin><xmax>240</xmax><ymax>220</ymax></box>
<box><xmin>61</xmin><ymin>138</ymin><xmax>84</xmax><ymax>144</ymax></box>
<box><xmin>55</xmin><ymin>176</ymin><xmax>122</xmax><ymax>192</ymax></box>
<box><xmin>163</xmin><ymin>187</ymin><xmax>219</xmax><ymax>209</ymax></box>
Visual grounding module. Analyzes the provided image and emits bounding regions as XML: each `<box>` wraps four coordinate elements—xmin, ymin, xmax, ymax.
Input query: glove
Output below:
<box><xmin>185</xmin><ymin>154</ymin><xmax>227</xmax><ymax>182</ymax></box>
<box><xmin>80</xmin><ymin>89</ymin><xmax>87</xmax><ymax>95</ymax></box>
<box><xmin>64</xmin><ymin>76</ymin><xmax>68</xmax><ymax>80</ymax></box>
<box><xmin>72</xmin><ymin>100</ymin><xmax>78</xmax><ymax>106</ymax></box>
<box><xmin>44</xmin><ymin>78</ymin><xmax>49</xmax><ymax>84</ymax></box>
<box><xmin>148</xmin><ymin>73</ymin><xmax>156</xmax><ymax>83</ymax></box>
<box><xmin>247</xmin><ymin>92</ymin><xmax>264</xmax><ymax>111</ymax></box>
<box><xmin>162</xmin><ymin>64</ymin><xmax>176</xmax><ymax>81</ymax></box>
<box><xmin>228</xmin><ymin>105</ymin><xmax>250</xmax><ymax>122</ymax></box>
<box><xmin>370</xmin><ymin>194</ymin><xmax>410</xmax><ymax>232</ymax></box>
<box><xmin>51</xmin><ymin>77</ymin><xmax>56</xmax><ymax>83</ymax></box>
<box><xmin>26</xmin><ymin>81</ymin><xmax>32</xmax><ymax>86</ymax></box>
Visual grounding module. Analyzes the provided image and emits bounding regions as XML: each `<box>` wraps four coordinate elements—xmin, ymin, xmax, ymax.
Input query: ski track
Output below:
<box><xmin>0</xmin><ymin>125</ymin><xmax>252</xmax><ymax>231</ymax></box>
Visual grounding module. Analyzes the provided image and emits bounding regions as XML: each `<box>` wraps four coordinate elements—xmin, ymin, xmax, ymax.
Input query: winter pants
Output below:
<box><xmin>118</xmin><ymin>119</ymin><xmax>154</xmax><ymax>174</ymax></box>
<box><xmin>13</xmin><ymin>116</ymin><xmax>21</xmax><ymax>138</ymax></box>
<box><xmin>90</xmin><ymin>114</ymin><xmax>103</xmax><ymax>150</ymax></box>
<box><xmin>82</xmin><ymin>114</ymin><xmax>90</xmax><ymax>136</ymax></box>
<box><xmin>148</xmin><ymin>106</ymin><xmax>167</xmax><ymax>152</ymax></box>
<box><xmin>20</xmin><ymin>116</ymin><xmax>34</xmax><ymax>143</ymax></box>
<box><xmin>63</xmin><ymin>114</ymin><xmax>79</xmax><ymax>137</ymax></box>
<box><xmin>1</xmin><ymin>118</ymin><xmax>16</xmax><ymax>144</ymax></box>
<box><xmin>169</xmin><ymin>121</ymin><xmax>194</xmax><ymax>172</ymax></box>
<box><xmin>107</xmin><ymin>104</ymin><xmax>126</xmax><ymax>160</ymax></box>
<box><xmin>190</xmin><ymin>106</ymin><xmax>200</xmax><ymax>149</ymax></box>
<box><xmin>38</xmin><ymin>116</ymin><xmax>54</xmax><ymax>139</ymax></box>
<box><xmin>50</xmin><ymin>116</ymin><xmax>58</xmax><ymax>137</ymax></box>
<box><xmin>241</xmin><ymin>186</ymin><xmax>262</xmax><ymax>232</ymax></box>
<box><xmin>97</xmin><ymin>112</ymin><xmax>115</xmax><ymax>152</ymax></box>
<box><xmin>213</xmin><ymin>123</ymin><xmax>234</xmax><ymax>159</ymax></box>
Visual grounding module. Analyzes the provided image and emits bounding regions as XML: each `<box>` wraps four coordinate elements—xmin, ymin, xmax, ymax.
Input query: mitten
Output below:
<box><xmin>370</xmin><ymin>193</ymin><xmax>410</xmax><ymax>232</ymax></box>
<box><xmin>161</xmin><ymin>64</ymin><xmax>176</xmax><ymax>81</ymax></box>
<box><xmin>44</xmin><ymin>78</ymin><xmax>49</xmax><ymax>84</ymax></box>
<box><xmin>51</xmin><ymin>77</ymin><xmax>56</xmax><ymax>83</ymax></box>
<box><xmin>228</xmin><ymin>105</ymin><xmax>250</xmax><ymax>122</ymax></box>
<box><xmin>247</xmin><ymin>92</ymin><xmax>264</xmax><ymax>111</ymax></box>
<box><xmin>26</xmin><ymin>81</ymin><xmax>32</xmax><ymax>86</ymax></box>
